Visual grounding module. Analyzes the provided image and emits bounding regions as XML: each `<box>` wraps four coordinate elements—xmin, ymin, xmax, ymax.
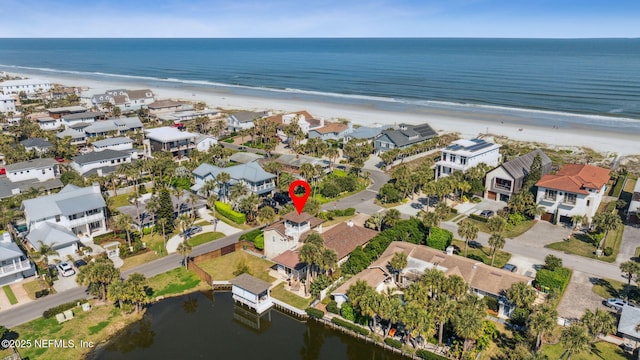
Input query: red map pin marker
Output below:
<box><xmin>289</xmin><ymin>179</ymin><xmax>311</xmax><ymax>215</ymax></box>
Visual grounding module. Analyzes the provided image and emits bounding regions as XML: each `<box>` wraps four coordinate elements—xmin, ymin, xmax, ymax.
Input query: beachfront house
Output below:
<box><xmin>374</xmin><ymin>123</ymin><xmax>437</xmax><ymax>154</ymax></box>
<box><xmin>56</xmin><ymin>128</ymin><xmax>87</xmax><ymax>146</ymax></box>
<box><xmin>226</xmin><ymin>110</ymin><xmax>270</xmax><ymax>131</ymax></box>
<box><xmin>191</xmin><ymin>162</ymin><xmax>276</xmax><ymax>197</ymax></box>
<box><xmin>20</xmin><ymin>138</ymin><xmax>53</xmax><ymax>154</ymax></box>
<box><xmin>47</xmin><ymin>106</ymin><xmax>88</xmax><ymax>119</ymax></box>
<box><xmin>61</xmin><ymin>111</ymin><xmax>104</xmax><ymax>128</ymax></box>
<box><xmin>0</xmin><ymin>79</ymin><xmax>52</xmax><ymax>95</ymax></box>
<box><xmin>70</xmin><ymin>149</ymin><xmax>132</xmax><ymax>177</ymax></box>
<box><xmin>435</xmin><ymin>138</ymin><xmax>501</xmax><ymax>180</ymax></box>
<box><xmin>91</xmin><ymin>137</ymin><xmax>134</xmax><ymax>153</ymax></box>
<box><xmin>280</xmin><ymin>111</ymin><xmax>324</xmax><ymax>134</ymax></box>
<box><xmin>332</xmin><ymin>241</ymin><xmax>532</xmax><ymax>318</ymax></box>
<box><xmin>158</xmin><ymin>108</ymin><xmax>219</xmax><ymax>123</ymax></box>
<box><xmin>308</xmin><ymin>122</ymin><xmax>353</xmax><ymax>141</ymax></box>
<box><xmin>264</xmin><ymin>212</ymin><xmax>324</xmax><ymax>259</ymax></box>
<box><xmin>0</xmin><ymin>232</ymin><xmax>35</xmax><ymax>286</ymax></box>
<box><xmin>147</xmin><ymin>100</ymin><xmax>189</xmax><ymax>115</ymax></box>
<box><xmin>22</xmin><ymin>183</ymin><xmax>107</xmax><ymax>256</ymax></box>
<box><xmin>231</xmin><ymin>273</ymin><xmax>273</xmax><ymax>314</ymax></box>
<box><xmin>484</xmin><ymin>149</ymin><xmax>552</xmax><ymax>202</ymax></box>
<box><xmin>0</xmin><ymin>95</ymin><xmax>16</xmax><ymax>113</ymax></box>
<box><xmin>83</xmin><ymin>117</ymin><xmax>143</xmax><ymax>137</ymax></box>
<box><xmin>628</xmin><ymin>181</ymin><xmax>640</xmax><ymax>225</ymax></box>
<box><xmin>345</xmin><ymin>126</ymin><xmax>386</xmax><ymax>142</ymax></box>
<box><xmin>535</xmin><ymin>163</ymin><xmax>610</xmax><ymax>224</ymax></box>
<box><xmin>144</xmin><ymin>126</ymin><xmax>198</xmax><ymax>158</ymax></box>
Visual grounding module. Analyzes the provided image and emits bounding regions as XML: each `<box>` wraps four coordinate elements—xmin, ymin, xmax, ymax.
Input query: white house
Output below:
<box><xmin>230</xmin><ymin>273</ymin><xmax>273</xmax><ymax>314</ymax></box>
<box><xmin>61</xmin><ymin>111</ymin><xmax>103</xmax><ymax>128</ymax></box>
<box><xmin>308</xmin><ymin>122</ymin><xmax>353</xmax><ymax>141</ymax></box>
<box><xmin>0</xmin><ymin>79</ymin><xmax>52</xmax><ymax>94</ymax></box>
<box><xmin>484</xmin><ymin>149</ymin><xmax>552</xmax><ymax>202</ymax></box>
<box><xmin>535</xmin><ymin>164</ymin><xmax>610</xmax><ymax>224</ymax></box>
<box><xmin>144</xmin><ymin>127</ymin><xmax>198</xmax><ymax>158</ymax></box>
<box><xmin>20</xmin><ymin>138</ymin><xmax>53</xmax><ymax>155</ymax></box>
<box><xmin>435</xmin><ymin>138</ymin><xmax>501</xmax><ymax>180</ymax></box>
<box><xmin>280</xmin><ymin>111</ymin><xmax>324</xmax><ymax>134</ymax></box>
<box><xmin>91</xmin><ymin>137</ymin><xmax>134</xmax><ymax>152</ymax></box>
<box><xmin>0</xmin><ymin>232</ymin><xmax>35</xmax><ymax>286</ymax></box>
<box><xmin>70</xmin><ymin>149</ymin><xmax>132</xmax><ymax>177</ymax></box>
<box><xmin>263</xmin><ymin>212</ymin><xmax>324</xmax><ymax>259</ymax></box>
<box><xmin>36</xmin><ymin>116</ymin><xmax>63</xmax><ymax>130</ymax></box>
<box><xmin>22</xmin><ymin>183</ymin><xmax>107</xmax><ymax>256</ymax></box>
<box><xmin>4</xmin><ymin>158</ymin><xmax>59</xmax><ymax>183</ymax></box>
<box><xmin>195</xmin><ymin>134</ymin><xmax>217</xmax><ymax>152</ymax></box>
<box><xmin>0</xmin><ymin>95</ymin><xmax>16</xmax><ymax>113</ymax></box>
<box><xmin>226</xmin><ymin>110</ymin><xmax>270</xmax><ymax>131</ymax></box>
<box><xmin>56</xmin><ymin>128</ymin><xmax>87</xmax><ymax>146</ymax></box>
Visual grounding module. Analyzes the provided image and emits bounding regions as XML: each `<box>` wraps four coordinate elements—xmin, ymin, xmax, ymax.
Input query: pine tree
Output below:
<box><xmin>157</xmin><ymin>187</ymin><xmax>175</xmax><ymax>233</ymax></box>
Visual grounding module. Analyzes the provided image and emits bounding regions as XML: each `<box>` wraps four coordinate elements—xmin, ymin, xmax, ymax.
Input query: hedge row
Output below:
<box><xmin>535</xmin><ymin>267</ymin><xmax>571</xmax><ymax>291</ymax></box>
<box><xmin>318</xmin><ymin>208</ymin><xmax>356</xmax><ymax>220</ymax></box>
<box><xmin>239</xmin><ymin>229</ymin><xmax>262</xmax><ymax>243</ymax></box>
<box><xmin>468</xmin><ymin>214</ymin><xmax>488</xmax><ymax>222</ymax></box>
<box><xmin>326</xmin><ymin>300</ymin><xmax>340</xmax><ymax>314</ymax></box>
<box><xmin>416</xmin><ymin>349</ymin><xmax>449</xmax><ymax>360</ymax></box>
<box><xmin>215</xmin><ymin>201</ymin><xmax>246</xmax><ymax>224</ymax></box>
<box><xmin>384</xmin><ymin>337</ymin><xmax>403</xmax><ymax>349</ymax></box>
<box><xmin>426</xmin><ymin>227</ymin><xmax>453</xmax><ymax>251</ymax></box>
<box><xmin>306</xmin><ymin>307</ymin><xmax>325</xmax><ymax>319</ymax></box>
<box><xmin>43</xmin><ymin>300</ymin><xmax>83</xmax><ymax>318</ymax></box>
<box><xmin>331</xmin><ymin>317</ymin><xmax>370</xmax><ymax>336</ymax></box>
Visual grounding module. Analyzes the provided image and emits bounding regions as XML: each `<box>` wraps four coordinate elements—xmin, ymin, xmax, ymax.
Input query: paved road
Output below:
<box><xmin>0</xmin><ymin>228</ymin><xmax>255</xmax><ymax>328</ymax></box>
<box><xmin>321</xmin><ymin>169</ymin><xmax>389</xmax><ymax>215</ymax></box>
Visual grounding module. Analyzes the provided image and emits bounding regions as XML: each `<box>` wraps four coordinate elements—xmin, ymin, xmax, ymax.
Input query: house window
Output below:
<box><xmin>586</xmin><ymin>200</ymin><xmax>591</xmax><ymax>206</ymax></box>
<box><xmin>449</xmin><ymin>154</ymin><xmax>457</xmax><ymax>163</ymax></box>
<box><xmin>494</xmin><ymin>178</ymin><xmax>512</xmax><ymax>191</ymax></box>
<box><xmin>460</xmin><ymin>157</ymin><xmax>467</xmax><ymax>165</ymax></box>
<box><xmin>55</xmin><ymin>215</ymin><xmax>60</xmax><ymax>222</ymax></box>
<box><xmin>564</xmin><ymin>193</ymin><xmax>577</xmax><ymax>205</ymax></box>
<box><xmin>42</xmin><ymin>169</ymin><xmax>46</xmax><ymax>174</ymax></box>
<box><xmin>544</xmin><ymin>189</ymin><xmax>557</xmax><ymax>201</ymax></box>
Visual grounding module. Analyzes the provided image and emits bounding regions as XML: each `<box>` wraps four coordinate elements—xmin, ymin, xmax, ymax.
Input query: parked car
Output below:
<box><xmin>55</xmin><ymin>156</ymin><xmax>65</xmax><ymax>163</ymax></box>
<box><xmin>187</xmin><ymin>226</ymin><xmax>202</xmax><ymax>235</ymax></box>
<box><xmin>73</xmin><ymin>259</ymin><xmax>88</xmax><ymax>268</ymax></box>
<box><xmin>273</xmin><ymin>192</ymin><xmax>292</xmax><ymax>206</ymax></box>
<box><xmin>502</xmin><ymin>264</ymin><xmax>518</xmax><ymax>273</ymax></box>
<box><xmin>56</xmin><ymin>262</ymin><xmax>76</xmax><ymax>277</ymax></box>
<box><xmin>605</xmin><ymin>298</ymin><xmax>636</xmax><ymax>312</ymax></box>
<box><xmin>479</xmin><ymin>210</ymin><xmax>495</xmax><ymax>218</ymax></box>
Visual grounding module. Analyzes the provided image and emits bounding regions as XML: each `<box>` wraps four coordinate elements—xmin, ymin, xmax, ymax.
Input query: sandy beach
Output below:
<box><xmin>8</xmin><ymin>70</ymin><xmax>640</xmax><ymax>157</ymax></box>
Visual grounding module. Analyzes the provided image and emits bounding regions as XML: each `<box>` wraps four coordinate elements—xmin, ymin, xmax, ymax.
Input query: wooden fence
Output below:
<box><xmin>188</xmin><ymin>242</ymin><xmax>241</xmax><ymax>284</ymax></box>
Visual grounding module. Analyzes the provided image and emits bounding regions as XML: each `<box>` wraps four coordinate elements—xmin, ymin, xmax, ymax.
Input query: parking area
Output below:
<box><xmin>503</xmin><ymin>254</ymin><xmax>538</xmax><ymax>278</ymax></box>
<box><xmin>557</xmin><ymin>270</ymin><xmax>609</xmax><ymax>320</ymax></box>
<box><xmin>53</xmin><ymin>272</ymin><xmax>79</xmax><ymax>292</ymax></box>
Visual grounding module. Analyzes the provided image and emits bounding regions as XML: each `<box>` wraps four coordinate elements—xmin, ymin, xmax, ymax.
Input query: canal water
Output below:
<box><xmin>89</xmin><ymin>291</ymin><xmax>406</xmax><ymax>360</ymax></box>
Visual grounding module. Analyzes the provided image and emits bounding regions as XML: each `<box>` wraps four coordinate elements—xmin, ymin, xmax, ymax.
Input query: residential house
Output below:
<box><xmin>4</xmin><ymin>158</ymin><xmax>59</xmax><ymax>183</ymax></box>
<box><xmin>83</xmin><ymin>117</ymin><xmax>143</xmax><ymax>137</ymax></box>
<box><xmin>56</xmin><ymin>128</ymin><xmax>87</xmax><ymax>146</ymax></box>
<box><xmin>0</xmin><ymin>95</ymin><xmax>16</xmax><ymax>113</ymax></box>
<box><xmin>20</xmin><ymin>138</ymin><xmax>53</xmax><ymax>154</ymax></box>
<box><xmin>485</xmin><ymin>149</ymin><xmax>552</xmax><ymax>202</ymax></box>
<box><xmin>435</xmin><ymin>138</ymin><xmax>501</xmax><ymax>180</ymax></box>
<box><xmin>229</xmin><ymin>152</ymin><xmax>263</xmax><ymax>164</ymax></box>
<box><xmin>0</xmin><ymin>79</ymin><xmax>52</xmax><ymax>95</ymax></box>
<box><xmin>144</xmin><ymin>127</ymin><xmax>198</xmax><ymax>158</ymax></box>
<box><xmin>0</xmin><ymin>176</ymin><xmax>64</xmax><ymax>200</ymax></box>
<box><xmin>47</xmin><ymin>106</ymin><xmax>88</xmax><ymax>119</ymax></box>
<box><xmin>616</xmin><ymin>306</ymin><xmax>640</xmax><ymax>349</ymax></box>
<box><xmin>192</xmin><ymin>162</ymin><xmax>276</xmax><ymax>197</ymax></box>
<box><xmin>627</xmin><ymin>181</ymin><xmax>640</xmax><ymax>224</ymax></box>
<box><xmin>158</xmin><ymin>108</ymin><xmax>219</xmax><ymax>123</ymax></box>
<box><xmin>321</xmin><ymin>220</ymin><xmax>377</xmax><ymax>265</ymax></box>
<box><xmin>147</xmin><ymin>99</ymin><xmax>189</xmax><ymax>115</ymax></box>
<box><xmin>70</xmin><ymin>149</ymin><xmax>132</xmax><ymax>177</ymax></box>
<box><xmin>374</xmin><ymin>123</ymin><xmax>437</xmax><ymax>154</ymax></box>
<box><xmin>535</xmin><ymin>164</ymin><xmax>610</xmax><ymax>224</ymax></box>
<box><xmin>61</xmin><ymin>111</ymin><xmax>104</xmax><ymax>128</ymax></box>
<box><xmin>93</xmin><ymin>89</ymin><xmax>155</xmax><ymax>111</ymax></box>
<box><xmin>230</xmin><ymin>273</ymin><xmax>273</xmax><ymax>314</ymax></box>
<box><xmin>0</xmin><ymin>232</ymin><xmax>35</xmax><ymax>286</ymax></box>
<box><xmin>91</xmin><ymin>137</ymin><xmax>134</xmax><ymax>153</ymax></box>
<box><xmin>264</xmin><ymin>212</ymin><xmax>324</xmax><ymax>259</ymax></box>
<box><xmin>22</xmin><ymin>183</ymin><xmax>107</xmax><ymax>256</ymax></box>
<box><xmin>345</xmin><ymin>126</ymin><xmax>386</xmax><ymax>142</ymax></box>
<box><xmin>117</xmin><ymin>190</ymin><xmax>207</xmax><ymax>230</ymax></box>
<box><xmin>226</xmin><ymin>110</ymin><xmax>270</xmax><ymax>131</ymax></box>
<box><xmin>36</xmin><ymin>116</ymin><xmax>63</xmax><ymax>130</ymax></box>
<box><xmin>117</xmin><ymin>89</ymin><xmax>155</xmax><ymax>110</ymax></box>
<box><xmin>267</xmin><ymin>153</ymin><xmax>331</xmax><ymax>176</ymax></box>
<box><xmin>332</xmin><ymin>241</ymin><xmax>532</xmax><ymax>318</ymax></box>
<box><xmin>280</xmin><ymin>111</ymin><xmax>324</xmax><ymax>134</ymax></box>
<box><xmin>308</xmin><ymin>122</ymin><xmax>353</xmax><ymax>141</ymax></box>
<box><xmin>195</xmin><ymin>134</ymin><xmax>218</xmax><ymax>152</ymax></box>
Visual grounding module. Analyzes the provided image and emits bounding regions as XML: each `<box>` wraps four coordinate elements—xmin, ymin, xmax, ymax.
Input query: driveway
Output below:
<box><xmin>556</xmin><ymin>270</ymin><xmax>609</xmax><ymax>320</ymax></box>
<box><xmin>513</xmin><ymin>221</ymin><xmax>572</xmax><ymax>248</ymax></box>
<box><xmin>616</xmin><ymin>225</ymin><xmax>640</xmax><ymax>265</ymax></box>
<box><xmin>53</xmin><ymin>273</ymin><xmax>79</xmax><ymax>292</ymax></box>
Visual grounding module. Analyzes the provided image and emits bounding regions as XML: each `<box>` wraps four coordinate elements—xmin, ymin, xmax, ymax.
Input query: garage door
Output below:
<box><xmin>541</xmin><ymin>212</ymin><xmax>554</xmax><ymax>222</ymax></box>
<box><xmin>487</xmin><ymin>191</ymin><xmax>497</xmax><ymax>200</ymax></box>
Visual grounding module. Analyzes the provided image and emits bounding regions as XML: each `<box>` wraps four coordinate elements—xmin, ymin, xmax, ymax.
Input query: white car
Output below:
<box><xmin>605</xmin><ymin>298</ymin><xmax>635</xmax><ymax>312</ymax></box>
<box><xmin>56</xmin><ymin>262</ymin><xmax>76</xmax><ymax>277</ymax></box>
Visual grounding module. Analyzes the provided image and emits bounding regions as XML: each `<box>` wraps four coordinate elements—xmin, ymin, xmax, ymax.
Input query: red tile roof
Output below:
<box><xmin>312</xmin><ymin>122</ymin><xmax>349</xmax><ymax>134</ymax></box>
<box><xmin>536</xmin><ymin>164</ymin><xmax>610</xmax><ymax>195</ymax></box>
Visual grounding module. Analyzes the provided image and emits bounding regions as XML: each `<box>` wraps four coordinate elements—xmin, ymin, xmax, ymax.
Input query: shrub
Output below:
<box><xmin>240</xmin><ymin>229</ymin><xmax>262</xmax><ymax>243</ymax></box>
<box><xmin>485</xmin><ymin>296</ymin><xmax>498</xmax><ymax>311</ymax></box>
<box><xmin>341</xmin><ymin>302</ymin><xmax>356</xmax><ymax>321</ymax></box>
<box><xmin>35</xmin><ymin>289</ymin><xmax>49</xmax><ymax>298</ymax></box>
<box><xmin>468</xmin><ymin>214</ymin><xmax>488</xmax><ymax>222</ymax></box>
<box><xmin>43</xmin><ymin>300</ymin><xmax>83</xmax><ymax>318</ymax></box>
<box><xmin>450</xmin><ymin>207</ymin><xmax>458</xmax><ymax>215</ymax></box>
<box><xmin>254</xmin><ymin>234</ymin><xmax>264</xmax><ymax>250</ymax></box>
<box><xmin>384</xmin><ymin>337</ymin><xmax>403</xmax><ymax>349</ymax></box>
<box><xmin>426</xmin><ymin>227</ymin><xmax>453</xmax><ymax>250</ymax></box>
<box><xmin>320</xmin><ymin>182</ymin><xmax>341</xmax><ymax>198</ymax></box>
<box><xmin>604</xmin><ymin>247</ymin><xmax>613</xmax><ymax>256</ymax></box>
<box><xmin>215</xmin><ymin>201</ymin><xmax>246</xmax><ymax>224</ymax></box>
<box><xmin>543</xmin><ymin>254</ymin><xmax>563</xmax><ymax>271</ymax></box>
<box><xmin>509</xmin><ymin>308</ymin><xmax>530</xmax><ymax>327</ymax></box>
<box><xmin>507</xmin><ymin>212</ymin><xmax>527</xmax><ymax>226</ymax></box>
<box><xmin>535</xmin><ymin>267</ymin><xmax>571</xmax><ymax>292</ymax></box>
<box><xmin>378</xmin><ymin>183</ymin><xmax>403</xmax><ymax>203</ymax></box>
<box><xmin>326</xmin><ymin>300</ymin><xmax>340</xmax><ymax>314</ymax></box>
<box><xmin>416</xmin><ymin>349</ymin><xmax>449</xmax><ymax>360</ymax></box>
<box><xmin>306</xmin><ymin>307</ymin><xmax>325</xmax><ymax>319</ymax></box>
<box><xmin>331</xmin><ymin>317</ymin><xmax>370</xmax><ymax>335</ymax></box>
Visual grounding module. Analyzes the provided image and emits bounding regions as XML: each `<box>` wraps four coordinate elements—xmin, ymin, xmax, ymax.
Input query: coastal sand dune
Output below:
<box><xmin>12</xmin><ymin>71</ymin><xmax>639</xmax><ymax>157</ymax></box>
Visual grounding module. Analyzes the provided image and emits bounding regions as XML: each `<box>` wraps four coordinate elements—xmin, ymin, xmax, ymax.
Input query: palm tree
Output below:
<box><xmin>326</xmin><ymin>147</ymin><xmax>339</xmax><ymax>170</ymax></box>
<box><xmin>238</xmin><ymin>193</ymin><xmax>260</xmax><ymax>222</ymax></box>
<box><xmin>593</xmin><ymin>211</ymin><xmax>622</xmax><ymax>249</ymax></box>
<box><xmin>506</xmin><ymin>282</ymin><xmax>537</xmax><ymax>309</ymax></box>
<box><xmin>581</xmin><ymin>308</ymin><xmax>616</xmax><ymax>340</ymax></box>
<box><xmin>156</xmin><ymin>217</ymin><xmax>168</xmax><ymax>253</ymax></box>
<box><xmin>487</xmin><ymin>216</ymin><xmax>507</xmax><ymax>235</ymax></box>
<box><xmin>620</xmin><ymin>261</ymin><xmax>639</xmax><ymax>286</ymax></box>
<box><xmin>113</xmin><ymin>213</ymin><xmax>134</xmax><ymax>247</ymax></box>
<box><xmin>365</xmin><ymin>213</ymin><xmax>384</xmax><ymax>231</ymax></box>
<box><xmin>229</xmin><ymin>183</ymin><xmax>248</xmax><ymax>209</ymax></box>
<box><xmin>433</xmin><ymin>295</ymin><xmax>455</xmax><ymax>346</ymax></box>
<box><xmin>35</xmin><ymin>240</ymin><xmax>59</xmax><ymax>280</ymax></box>
<box><xmin>488</xmin><ymin>233</ymin><xmax>506</xmax><ymax>266</ymax></box>
<box><xmin>383</xmin><ymin>209</ymin><xmax>401</xmax><ymax>229</ymax></box>
<box><xmin>257</xmin><ymin>206</ymin><xmax>276</xmax><ymax>225</ymax></box>
<box><xmin>107</xmin><ymin>279</ymin><xmax>127</xmax><ymax>309</ymax></box>
<box><xmin>177</xmin><ymin>241</ymin><xmax>192</xmax><ymax>270</ymax></box>
<box><xmin>202</xmin><ymin>179</ymin><xmax>217</xmax><ymax>198</ymax></box>
<box><xmin>560</xmin><ymin>324</ymin><xmax>590</xmax><ymax>359</ymax></box>
<box><xmin>207</xmin><ymin>194</ymin><xmax>219</xmax><ymax>231</ymax></box>
<box><xmin>422</xmin><ymin>211</ymin><xmax>439</xmax><ymax>239</ymax></box>
<box><xmin>176</xmin><ymin>213</ymin><xmax>193</xmax><ymax>241</ymax></box>
<box><xmin>215</xmin><ymin>172</ymin><xmax>231</xmax><ymax>203</ymax></box>
<box><xmin>457</xmin><ymin>219</ymin><xmax>479</xmax><ymax>257</ymax></box>
<box><xmin>389</xmin><ymin>252</ymin><xmax>408</xmax><ymax>283</ymax></box>
<box><xmin>453</xmin><ymin>294</ymin><xmax>486</xmax><ymax>354</ymax></box>
<box><xmin>528</xmin><ymin>304</ymin><xmax>558</xmax><ymax>351</ymax></box>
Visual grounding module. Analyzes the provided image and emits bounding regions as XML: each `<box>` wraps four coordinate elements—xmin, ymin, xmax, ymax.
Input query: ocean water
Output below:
<box><xmin>1</xmin><ymin>38</ymin><xmax>639</xmax><ymax>119</ymax></box>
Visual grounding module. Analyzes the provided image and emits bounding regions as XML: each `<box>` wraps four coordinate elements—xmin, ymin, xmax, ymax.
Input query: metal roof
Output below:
<box><xmin>4</xmin><ymin>158</ymin><xmax>58</xmax><ymax>172</ymax></box>
<box><xmin>22</xmin><ymin>184</ymin><xmax>106</xmax><ymax>220</ymax></box>
<box><xmin>231</xmin><ymin>273</ymin><xmax>271</xmax><ymax>294</ymax></box>
<box><xmin>193</xmin><ymin>162</ymin><xmax>275</xmax><ymax>183</ymax></box>
<box><xmin>26</xmin><ymin>222</ymin><xmax>79</xmax><ymax>251</ymax></box>
<box><xmin>91</xmin><ymin>137</ymin><xmax>133</xmax><ymax>148</ymax></box>
<box><xmin>72</xmin><ymin>149</ymin><xmax>130</xmax><ymax>165</ymax></box>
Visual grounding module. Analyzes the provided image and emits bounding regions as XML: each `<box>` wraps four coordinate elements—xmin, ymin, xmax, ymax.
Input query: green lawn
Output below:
<box><xmin>212</xmin><ymin>212</ymin><xmax>252</xmax><ymax>230</ymax></box>
<box><xmin>121</xmin><ymin>251</ymin><xmax>164</xmax><ymax>271</ymax></box>
<box><xmin>197</xmin><ymin>250</ymin><xmax>275</xmax><ymax>283</ymax></box>
<box><xmin>322</xmin><ymin>215</ymin><xmax>356</xmax><ymax>227</ymax></box>
<box><xmin>22</xmin><ymin>279</ymin><xmax>51</xmax><ymax>300</ymax></box>
<box><xmin>3</xmin><ymin>285</ymin><xmax>18</xmax><ymax>304</ymax></box>
<box><xmin>146</xmin><ymin>267</ymin><xmax>206</xmax><ymax>297</ymax></box>
<box><xmin>193</xmin><ymin>220</ymin><xmax>210</xmax><ymax>227</ymax></box>
<box><xmin>451</xmin><ymin>239</ymin><xmax>512</xmax><ymax>269</ymax></box>
<box><xmin>542</xmin><ymin>341</ymin><xmax>632</xmax><ymax>360</ymax></box>
<box><xmin>467</xmin><ymin>218</ymin><xmax>536</xmax><ymax>238</ymax></box>
<box><xmin>546</xmin><ymin>226</ymin><xmax>624</xmax><ymax>263</ymax></box>
<box><xmin>270</xmin><ymin>282</ymin><xmax>314</xmax><ymax>310</ymax></box>
<box><xmin>109</xmin><ymin>193</ymin><xmax>131</xmax><ymax>208</ymax></box>
<box><xmin>187</xmin><ymin>232</ymin><xmax>225</xmax><ymax>247</ymax></box>
<box><xmin>591</xmin><ymin>277</ymin><xmax>640</xmax><ymax>303</ymax></box>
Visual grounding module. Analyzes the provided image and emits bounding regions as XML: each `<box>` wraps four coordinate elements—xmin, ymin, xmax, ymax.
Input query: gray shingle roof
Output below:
<box><xmin>26</xmin><ymin>222</ymin><xmax>79</xmax><ymax>251</ymax></box>
<box><xmin>22</xmin><ymin>184</ymin><xmax>106</xmax><ymax>221</ymax></box>
<box><xmin>231</xmin><ymin>273</ymin><xmax>271</xmax><ymax>294</ymax></box>
<box><xmin>4</xmin><ymin>158</ymin><xmax>58</xmax><ymax>172</ymax></box>
<box><xmin>0</xmin><ymin>241</ymin><xmax>26</xmax><ymax>262</ymax></box>
<box><xmin>228</xmin><ymin>152</ymin><xmax>264</xmax><ymax>164</ymax></box>
<box><xmin>62</xmin><ymin>111</ymin><xmax>103</xmax><ymax>121</ymax></box>
<box><xmin>349</xmin><ymin>126</ymin><xmax>384</xmax><ymax>139</ymax></box>
<box><xmin>20</xmin><ymin>138</ymin><xmax>53</xmax><ymax>150</ymax></box>
<box><xmin>0</xmin><ymin>177</ymin><xmax>64</xmax><ymax>199</ymax></box>
<box><xmin>501</xmin><ymin>149</ymin><xmax>552</xmax><ymax>181</ymax></box>
<box><xmin>91</xmin><ymin>137</ymin><xmax>133</xmax><ymax>148</ymax></box>
<box><xmin>378</xmin><ymin>123</ymin><xmax>436</xmax><ymax>147</ymax></box>
<box><xmin>56</xmin><ymin>128</ymin><xmax>86</xmax><ymax>140</ymax></box>
<box><xmin>618</xmin><ymin>305</ymin><xmax>640</xmax><ymax>339</ymax></box>
<box><xmin>83</xmin><ymin>117</ymin><xmax>142</xmax><ymax>134</ymax></box>
<box><xmin>193</xmin><ymin>162</ymin><xmax>275</xmax><ymax>183</ymax></box>
<box><xmin>72</xmin><ymin>149</ymin><xmax>130</xmax><ymax>165</ymax></box>
<box><xmin>227</xmin><ymin>111</ymin><xmax>269</xmax><ymax>123</ymax></box>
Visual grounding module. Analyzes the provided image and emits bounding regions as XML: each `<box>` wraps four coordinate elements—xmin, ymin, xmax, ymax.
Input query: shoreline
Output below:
<box><xmin>5</xmin><ymin>69</ymin><xmax>640</xmax><ymax>156</ymax></box>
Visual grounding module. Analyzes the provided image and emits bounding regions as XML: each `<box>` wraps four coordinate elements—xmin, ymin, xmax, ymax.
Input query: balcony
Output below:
<box><xmin>285</xmin><ymin>224</ymin><xmax>310</xmax><ymax>238</ymax></box>
<box><xmin>0</xmin><ymin>259</ymin><xmax>31</xmax><ymax>277</ymax></box>
<box><xmin>67</xmin><ymin>213</ymin><xmax>105</xmax><ymax>228</ymax></box>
